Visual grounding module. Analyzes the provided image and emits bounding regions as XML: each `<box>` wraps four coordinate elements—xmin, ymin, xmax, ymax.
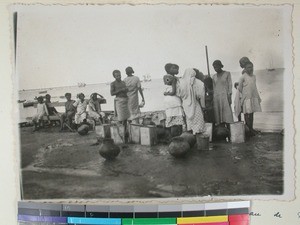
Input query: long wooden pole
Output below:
<box><xmin>205</xmin><ymin>45</ymin><xmax>210</xmax><ymax>77</ymax></box>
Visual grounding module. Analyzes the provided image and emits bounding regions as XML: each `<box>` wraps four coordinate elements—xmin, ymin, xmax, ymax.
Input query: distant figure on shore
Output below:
<box><xmin>178</xmin><ymin>68</ymin><xmax>205</xmax><ymax>135</ymax></box>
<box><xmin>60</xmin><ymin>93</ymin><xmax>76</xmax><ymax>131</ymax></box>
<box><xmin>234</xmin><ymin>82</ymin><xmax>242</xmax><ymax>122</ymax></box>
<box><xmin>88</xmin><ymin>93</ymin><xmax>105</xmax><ymax>124</ymax></box>
<box><xmin>212</xmin><ymin>60</ymin><xmax>234</xmax><ymax>127</ymax></box>
<box><xmin>32</xmin><ymin>96</ymin><xmax>49</xmax><ymax>131</ymax></box>
<box><xmin>123</xmin><ymin>66</ymin><xmax>145</xmax><ymax>124</ymax></box>
<box><xmin>239</xmin><ymin>56</ymin><xmax>250</xmax><ymax>74</ymax></box>
<box><xmin>45</xmin><ymin>94</ymin><xmax>58</xmax><ymax>116</ymax></box>
<box><xmin>73</xmin><ymin>93</ymin><xmax>88</xmax><ymax>126</ymax></box>
<box><xmin>110</xmin><ymin>70</ymin><xmax>130</xmax><ymax>129</ymax></box>
<box><xmin>238</xmin><ymin>61</ymin><xmax>262</xmax><ymax>136</ymax></box>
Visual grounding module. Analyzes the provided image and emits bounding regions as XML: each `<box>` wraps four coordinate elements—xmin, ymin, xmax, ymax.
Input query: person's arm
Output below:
<box><xmin>137</xmin><ymin>79</ymin><xmax>145</xmax><ymax>102</ymax></box>
<box><xmin>89</xmin><ymin>100</ymin><xmax>96</xmax><ymax>111</ymax></box>
<box><xmin>227</xmin><ymin>72</ymin><xmax>233</xmax><ymax>105</ymax></box>
<box><xmin>65</xmin><ymin>103</ymin><xmax>68</xmax><ymax>113</ymax></box>
<box><xmin>238</xmin><ymin>75</ymin><xmax>244</xmax><ymax>93</ymax></box>
<box><xmin>96</xmin><ymin>93</ymin><xmax>104</xmax><ymax>98</ymax></box>
<box><xmin>254</xmin><ymin>76</ymin><xmax>262</xmax><ymax>103</ymax></box>
<box><xmin>73</xmin><ymin>100</ymin><xmax>78</xmax><ymax>108</ymax></box>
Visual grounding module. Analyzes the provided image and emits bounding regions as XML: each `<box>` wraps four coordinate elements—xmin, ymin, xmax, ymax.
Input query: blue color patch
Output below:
<box><xmin>67</xmin><ymin>217</ymin><xmax>121</xmax><ymax>225</ymax></box>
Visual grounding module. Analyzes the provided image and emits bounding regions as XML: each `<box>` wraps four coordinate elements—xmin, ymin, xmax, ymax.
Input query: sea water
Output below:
<box><xmin>18</xmin><ymin>69</ymin><xmax>284</xmax><ymax>132</ymax></box>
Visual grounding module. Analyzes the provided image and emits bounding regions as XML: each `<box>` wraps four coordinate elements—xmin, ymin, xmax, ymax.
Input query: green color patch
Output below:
<box><xmin>122</xmin><ymin>218</ymin><xmax>177</xmax><ymax>225</ymax></box>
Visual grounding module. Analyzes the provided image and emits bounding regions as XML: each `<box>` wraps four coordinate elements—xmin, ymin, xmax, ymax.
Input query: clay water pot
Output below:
<box><xmin>180</xmin><ymin>132</ymin><xmax>196</xmax><ymax>147</ymax></box>
<box><xmin>99</xmin><ymin>138</ymin><xmax>120</xmax><ymax>160</ymax></box>
<box><xmin>213</xmin><ymin>125</ymin><xmax>229</xmax><ymax>140</ymax></box>
<box><xmin>77</xmin><ymin>124</ymin><xmax>89</xmax><ymax>135</ymax></box>
<box><xmin>168</xmin><ymin>137</ymin><xmax>190</xmax><ymax>158</ymax></box>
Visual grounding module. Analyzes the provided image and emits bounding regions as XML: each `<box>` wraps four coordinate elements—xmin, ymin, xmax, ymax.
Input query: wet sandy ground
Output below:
<box><xmin>20</xmin><ymin>127</ymin><xmax>283</xmax><ymax>199</ymax></box>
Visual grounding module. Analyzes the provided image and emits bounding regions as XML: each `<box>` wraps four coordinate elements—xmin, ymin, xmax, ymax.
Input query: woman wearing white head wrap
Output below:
<box><xmin>178</xmin><ymin>68</ymin><xmax>206</xmax><ymax>134</ymax></box>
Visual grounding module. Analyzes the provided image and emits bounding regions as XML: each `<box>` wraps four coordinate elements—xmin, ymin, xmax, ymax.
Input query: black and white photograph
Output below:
<box><xmin>14</xmin><ymin>4</ymin><xmax>293</xmax><ymax>200</ymax></box>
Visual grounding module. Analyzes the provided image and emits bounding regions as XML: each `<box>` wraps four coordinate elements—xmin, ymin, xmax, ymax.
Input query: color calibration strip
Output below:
<box><xmin>18</xmin><ymin>201</ymin><xmax>250</xmax><ymax>225</ymax></box>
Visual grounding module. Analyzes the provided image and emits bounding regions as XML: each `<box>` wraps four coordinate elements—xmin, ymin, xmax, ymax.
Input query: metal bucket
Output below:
<box><xmin>230</xmin><ymin>122</ymin><xmax>245</xmax><ymax>143</ymax></box>
<box><xmin>196</xmin><ymin>134</ymin><xmax>209</xmax><ymax>151</ymax></box>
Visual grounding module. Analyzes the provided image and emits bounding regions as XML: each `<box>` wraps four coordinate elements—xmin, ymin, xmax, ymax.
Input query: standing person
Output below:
<box><xmin>238</xmin><ymin>61</ymin><xmax>262</xmax><ymax>136</ymax></box>
<box><xmin>212</xmin><ymin>60</ymin><xmax>234</xmax><ymax>126</ymax></box>
<box><xmin>73</xmin><ymin>93</ymin><xmax>88</xmax><ymax>127</ymax></box>
<box><xmin>123</xmin><ymin>66</ymin><xmax>145</xmax><ymax>124</ymax></box>
<box><xmin>88</xmin><ymin>93</ymin><xmax>105</xmax><ymax>124</ymax></box>
<box><xmin>177</xmin><ymin>68</ymin><xmax>205</xmax><ymax>135</ymax></box>
<box><xmin>110</xmin><ymin>70</ymin><xmax>130</xmax><ymax>129</ymax></box>
<box><xmin>32</xmin><ymin>96</ymin><xmax>49</xmax><ymax>131</ymax></box>
<box><xmin>163</xmin><ymin>74</ymin><xmax>185</xmax><ymax>137</ymax></box>
<box><xmin>60</xmin><ymin>93</ymin><xmax>76</xmax><ymax>131</ymax></box>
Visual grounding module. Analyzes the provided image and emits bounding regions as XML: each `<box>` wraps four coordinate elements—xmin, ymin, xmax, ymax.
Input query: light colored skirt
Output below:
<box><xmin>243</xmin><ymin>98</ymin><xmax>262</xmax><ymax>114</ymax></box>
<box><xmin>32</xmin><ymin>112</ymin><xmax>46</xmax><ymax>122</ymax></box>
<box><xmin>213</xmin><ymin>94</ymin><xmax>234</xmax><ymax>124</ymax></box>
<box><xmin>115</xmin><ymin>97</ymin><xmax>130</xmax><ymax>121</ymax></box>
<box><xmin>165</xmin><ymin>106</ymin><xmax>185</xmax><ymax>127</ymax></box>
<box><xmin>74</xmin><ymin>112</ymin><xmax>87</xmax><ymax>124</ymax></box>
<box><xmin>128</xmin><ymin>93</ymin><xmax>140</xmax><ymax>120</ymax></box>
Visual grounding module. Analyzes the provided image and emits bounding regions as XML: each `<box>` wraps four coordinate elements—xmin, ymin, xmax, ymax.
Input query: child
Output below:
<box><xmin>73</xmin><ymin>93</ymin><xmax>89</xmax><ymax>127</ymax></box>
<box><xmin>163</xmin><ymin>74</ymin><xmax>185</xmax><ymax>137</ymax></box>
<box><xmin>164</xmin><ymin>63</ymin><xmax>179</xmax><ymax>97</ymax></box>
<box><xmin>238</xmin><ymin>61</ymin><xmax>262</xmax><ymax>136</ymax></box>
<box><xmin>32</xmin><ymin>96</ymin><xmax>49</xmax><ymax>131</ymax></box>
<box><xmin>234</xmin><ymin>82</ymin><xmax>242</xmax><ymax>122</ymax></box>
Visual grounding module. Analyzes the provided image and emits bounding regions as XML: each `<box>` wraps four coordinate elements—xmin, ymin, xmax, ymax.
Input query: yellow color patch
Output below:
<box><xmin>177</xmin><ymin>215</ymin><xmax>228</xmax><ymax>224</ymax></box>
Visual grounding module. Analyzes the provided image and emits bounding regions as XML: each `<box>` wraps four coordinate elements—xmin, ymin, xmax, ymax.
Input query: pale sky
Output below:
<box><xmin>15</xmin><ymin>4</ymin><xmax>289</xmax><ymax>90</ymax></box>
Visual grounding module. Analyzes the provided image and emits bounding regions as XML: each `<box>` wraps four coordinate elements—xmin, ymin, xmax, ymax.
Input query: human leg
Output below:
<box><xmin>60</xmin><ymin>113</ymin><xmax>66</xmax><ymax>130</ymax></box>
<box><xmin>238</xmin><ymin>113</ymin><xmax>242</xmax><ymax>122</ymax></box>
<box><xmin>249</xmin><ymin>113</ymin><xmax>256</xmax><ymax>135</ymax></box>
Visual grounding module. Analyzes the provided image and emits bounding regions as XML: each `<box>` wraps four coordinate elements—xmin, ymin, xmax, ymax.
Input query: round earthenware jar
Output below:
<box><xmin>77</xmin><ymin>124</ymin><xmax>89</xmax><ymax>135</ymax></box>
<box><xmin>99</xmin><ymin>138</ymin><xmax>120</xmax><ymax>160</ymax></box>
<box><xmin>168</xmin><ymin>137</ymin><xmax>190</xmax><ymax>158</ymax></box>
<box><xmin>180</xmin><ymin>132</ymin><xmax>196</xmax><ymax>147</ymax></box>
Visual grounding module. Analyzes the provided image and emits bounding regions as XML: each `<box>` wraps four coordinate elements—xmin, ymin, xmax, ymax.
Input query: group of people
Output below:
<box><xmin>32</xmin><ymin>92</ymin><xmax>106</xmax><ymax>131</ymax></box>
<box><xmin>32</xmin><ymin>57</ymin><xmax>261</xmax><ymax>139</ymax></box>
<box><xmin>32</xmin><ymin>66</ymin><xmax>146</xmax><ymax>132</ymax></box>
<box><xmin>110</xmin><ymin>66</ymin><xmax>145</xmax><ymax>132</ymax></box>
<box><xmin>162</xmin><ymin>57</ymin><xmax>262</xmax><ymax>138</ymax></box>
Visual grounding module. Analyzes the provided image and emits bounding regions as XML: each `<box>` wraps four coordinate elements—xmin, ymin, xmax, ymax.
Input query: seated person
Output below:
<box><xmin>45</xmin><ymin>94</ymin><xmax>58</xmax><ymax>116</ymax></box>
<box><xmin>60</xmin><ymin>93</ymin><xmax>76</xmax><ymax>131</ymax></box>
<box><xmin>88</xmin><ymin>93</ymin><xmax>105</xmax><ymax>124</ymax></box>
<box><xmin>73</xmin><ymin>93</ymin><xmax>89</xmax><ymax>127</ymax></box>
<box><xmin>32</xmin><ymin>96</ymin><xmax>49</xmax><ymax>131</ymax></box>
